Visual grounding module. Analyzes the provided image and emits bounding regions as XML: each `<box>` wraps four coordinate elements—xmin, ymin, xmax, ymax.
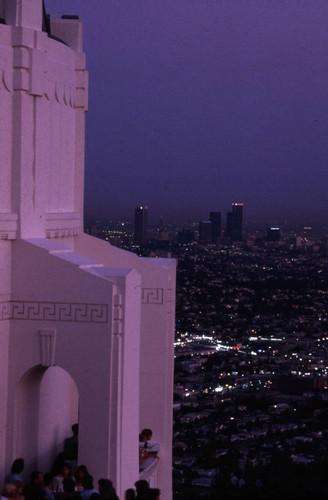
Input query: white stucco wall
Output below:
<box><xmin>75</xmin><ymin>234</ymin><xmax>176</xmax><ymax>499</ymax></box>
<box><xmin>7</xmin><ymin>237</ymin><xmax>142</xmax><ymax>493</ymax></box>
<box><xmin>0</xmin><ymin>2</ymin><xmax>175</xmax><ymax>498</ymax></box>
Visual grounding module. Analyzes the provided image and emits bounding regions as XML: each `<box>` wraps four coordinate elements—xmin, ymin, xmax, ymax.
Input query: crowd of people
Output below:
<box><xmin>1</xmin><ymin>427</ymin><xmax>161</xmax><ymax>500</ymax></box>
<box><xmin>1</xmin><ymin>459</ymin><xmax>160</xmax><ymax>500</ymax></box>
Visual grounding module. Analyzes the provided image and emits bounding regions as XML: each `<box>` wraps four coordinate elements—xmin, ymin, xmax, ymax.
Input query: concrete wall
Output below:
<box><xmin>0</xmin><ymin>2</ymin><xmax>87</xmax><ymax>240</ymax></box>
<box><xmin>0</xmin><ymin>2</ymin><xmax>175</xmax><ymax>498</ymax></box>
<box><xmin>75</xmin><ymin>234</ymin><xmax>176</xmax><ymax>499</ymax></box>
<box><xmin>6</xmin><ymin>237</ymin><xmax>141</xmax><ymax>494</ymax></box>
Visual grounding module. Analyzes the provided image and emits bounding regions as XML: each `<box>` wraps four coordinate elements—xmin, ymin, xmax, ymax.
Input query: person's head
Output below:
<box><xmin>145</xmin><ymin>489</ymin><xmax>160</xmax><ymax>500</ymax></box>
<box><xmin>98</xmin><ymin>478</ymin><xmax>112</xmax><ymax>494</ymax></box>
<box><xmin>62</xmin><ymin>462</ymin><xmax>71</xmax><ymax>478</ymax></box>
<box><xmin>31</xmin><ymin>471</ymin><xmax>43</xmax><ymax>484</ymax></box>
<box><xmin>12</xmin><ymin>481</ymin><xmax>23</xmax><ymax>496</ymax></box>
<box><xmin>83</xmin><ymin>474</ymin><xmax>94</xmax><ymax>491</ymax></box>
<box><xmin>1</xmin><ymin>483</ymin><xmax>18</xmax><ymax>499</ymax></box>
<box><xmin>76</xmin><ymin>464</ymin><xmax>88</xmax><ymax>480</ymax></box>
<box><xmin>51</xmin><ymin>452</ymin><xmax>65</xmax><ymax>475</ymax></box>
<box><xmin>43</xmin><ymin>473</ymin><xmax>54</xmax><ymax>488</ymax></box>
<box><xmin>125</xmin><ymin>488</ymin><xmax>136</xmax><ymax>500</ymax></box>
<box><xmin>10</xmin><ymin>458</ymin><xmax>24</xmax><ymax>475</ymax></box>
<box><xmin>135</xmin><ymin>480</ymin><xmax>149</xmax><ymax>494</ymax></box>
<box><xmin>98</xmin><ymin>478</ymin><xmax>118</xmax><ymax>499</ymax></box>
<box><xmin>139</xmin><ymin>429</ymin><xmax>152</xmax><ymax>442</ymax></box>
<box><xmin>72</xmin><ymin>423</ymin><xmax>79</xmax><ymax>436</ymax></box>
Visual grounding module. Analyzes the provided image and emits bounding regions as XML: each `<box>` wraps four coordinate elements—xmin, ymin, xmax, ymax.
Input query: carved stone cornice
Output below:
<box><xmin>0</xmin><ymin>300</ymin><xmax>108</xmax><ymax>323</ymax></box>
<box><xmin>0</xmin><ymin>213</ymin><xmax>18</xmax><ymax>240</ymax></box>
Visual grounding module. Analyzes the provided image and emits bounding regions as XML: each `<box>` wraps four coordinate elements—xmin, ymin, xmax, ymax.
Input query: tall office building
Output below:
<box><xmin>266</xmin><ymin>227</ymin><xmax>280</xmax><ymax>241</ymax></box>
<box><xmin>226</xmin><ymin>203</ymin><xmax>244</xmax><ymax>241</ymax></box>
<box><xmin>0</xmin><ymin>3</ymin><xmax>175</xmax><ymax>499</ymax></box>
<box><xmin>134</xmin><ymin>206</ymin><xmax>148</xmax><ymax>245</ymax></box>
<box><xmin>199</xmin><ymin>221</ymin><xmax>213</xmax><ymax>245</ymax></box>
<box><xmin>209</xmin><ymin>211</ymin><xmax>221</xmax><ymax>244</ymax></box>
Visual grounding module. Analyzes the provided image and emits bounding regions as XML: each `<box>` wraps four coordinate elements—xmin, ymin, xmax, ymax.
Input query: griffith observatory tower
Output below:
<box><xmin>0</xmin><ymin>1</ymin><xmax>176</xmax><ymax>499</ymax></box>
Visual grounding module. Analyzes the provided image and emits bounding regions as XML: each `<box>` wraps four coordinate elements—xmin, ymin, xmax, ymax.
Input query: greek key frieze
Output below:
<box><xmin>0</xmin><ymin>301</ymin><xmax>11</xmax><ymax>320</ymax></box>
<box><xmin>141</xmin><ymin>288</ymin><xmax>164</xmax><ymax>305</ymax></box>
<box><xmin>0</xmin><ymin>301</ymin><xmax>108</xmax><ymax>323</ymax></box>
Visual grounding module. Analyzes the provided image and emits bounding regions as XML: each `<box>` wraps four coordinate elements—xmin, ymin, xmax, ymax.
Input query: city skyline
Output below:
<box><xmin>47</xmin><ymin>1</ymin><xmax>328</xmax><ymax>224</ymax></box>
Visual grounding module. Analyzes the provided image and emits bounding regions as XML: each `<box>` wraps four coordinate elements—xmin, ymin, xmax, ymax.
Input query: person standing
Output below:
<box><xmin>4</xmin><ymin>459</ymin><xmax>24</xmax><ymax>485</ymax></box>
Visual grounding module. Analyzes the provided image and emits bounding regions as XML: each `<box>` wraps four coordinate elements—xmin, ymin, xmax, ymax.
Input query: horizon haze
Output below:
<box><xmin>46</xmin><ymin>0</ymin><xmax>328</xmax><ymax>225</ymax></box>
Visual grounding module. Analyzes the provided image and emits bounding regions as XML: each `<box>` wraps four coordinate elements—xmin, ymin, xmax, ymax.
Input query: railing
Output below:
<box><xmin>139</xmin><ymin>455</ymin><xmax>159</xmax><ymax>485</ymax></box>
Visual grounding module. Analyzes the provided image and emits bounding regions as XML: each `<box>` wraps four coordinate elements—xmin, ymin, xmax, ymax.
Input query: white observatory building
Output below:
<box><xmin>0</xmin><ymin>1</ymin><xmax>176</xmax><ymax>499</ymax></box>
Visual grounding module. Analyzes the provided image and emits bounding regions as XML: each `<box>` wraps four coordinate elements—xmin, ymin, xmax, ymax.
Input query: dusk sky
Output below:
<box><xmin>46</xmin><ymin>1</ymin><xmax>328</xmax><ymax>224</ymax></box>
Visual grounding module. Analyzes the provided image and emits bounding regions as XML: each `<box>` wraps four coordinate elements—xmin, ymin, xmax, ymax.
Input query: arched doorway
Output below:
<box><xmin>14</xmin><ymin>365</ymin><xmax>78</xmax><ymax>478</ymax></box>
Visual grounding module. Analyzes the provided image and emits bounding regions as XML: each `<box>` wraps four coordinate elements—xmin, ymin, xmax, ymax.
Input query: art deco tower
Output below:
<box><xmin>134</xmin><ymin>206</ymin><xmax>148</xmax><ymax>245</ymax></box>
<box><xmin>226</xmin><ymin>203</ymin><xmax>244</xmax><ymax>241</ymax></box>
<box><xmin>0</xmin><ymin>2</ymin><xmax>175</xmax><ymax>498</ymax></box>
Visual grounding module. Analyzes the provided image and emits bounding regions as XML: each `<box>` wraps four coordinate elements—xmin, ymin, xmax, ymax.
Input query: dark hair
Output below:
<box><xmin>98</xmin><ymin>478</ymin><xmax>118</xmax><ymax>499</ymax></box>
<box><xmin>76</xmin><ymin>464</ymin><xmax>88</xmax><ymax>474</ymax></box>
<box><xmin>145</xmin><ymin>489</ymin><xmax>160</xmax><ymax>500</ymax></box>
<box><xmin>51</xmin><ymin>452</ymin><xmax>66</xmax><ymax>476</ymax></box>
<box><xmin>125</xmin><ymin>488</ymin><xmax>136</xmax><ymax>500</ymax></box>
<box><xmin>139</xmin><ymin>429</ymin><xmax>152</xmax><ymax>441</ymax></box>
<box><xmin>83</xmin><ymin>474</ymin><xmax>94</xmax><ymax>490</ymax></box>
<box><xmin>135</xmin><ymin>479</ymin><xmax>149</xmax><ymax>492</ymax></box>
<box><xmin>72</xmin><ymin>423</ymin><xmax>79</xmax><ymax>435</ymax></box>
<box><xmin>62</xmin><ymin>462</ymin><xmax>72</xmax><ymax>475</ymax></box>
<box><xmin>31</xmin><ymin>471</ymin><xmax>42</xmax><ymax>482</ymax></box>
<box><xmin>98</xmin><ymin>478</ymin><xmax>112</xmax><ymax>493</ymax></box>
<box><xmin>11</xmin><ymin>458</ymin><xmax>24</xmax><ymax>474</ymax></box>
<box><xmin>75</xmin><ymin>464</ymin><xmax>88</xmax><ymax>480</ymax></box>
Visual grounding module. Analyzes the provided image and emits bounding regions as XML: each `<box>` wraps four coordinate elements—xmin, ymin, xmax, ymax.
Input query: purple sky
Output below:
<box><xmin>46</xmin><ymin>1</ymin><xmax>328</xmax><ymax>224</ymax></box>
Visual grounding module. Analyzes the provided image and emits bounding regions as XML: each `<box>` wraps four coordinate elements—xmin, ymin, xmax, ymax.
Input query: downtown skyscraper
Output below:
<box><xmin>134</xmin><ymin>205</ymin><xmax>148</xmax><ymax>244</ymax></box>
<box><xmin>226</xmin><ymin>203</ymin><xmax>244</xmax><ymax>241</ymax></box>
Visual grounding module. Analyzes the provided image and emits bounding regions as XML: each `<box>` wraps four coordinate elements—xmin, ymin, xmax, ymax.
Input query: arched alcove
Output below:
<box><xmin>15</xmin><ymin>365</ymin><xmax>79</xmax><ymax>478</ymax></box>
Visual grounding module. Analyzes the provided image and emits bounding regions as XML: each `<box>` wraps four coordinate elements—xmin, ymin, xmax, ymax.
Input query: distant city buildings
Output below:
<box><xmin>199</xmin><ymin>220</ymin><xmax>213</xmax><ymax>245</ymax></box>
<box><xmin>226</xmin><ymin>202</ymin><xmax>244</xmax><ymax>241</ymax></box>
<box><xmin>178</xmin><ymin>229</ymin><xmax>195</xmax><ymax>245</ymax></box>
<box><xmin>266</xmin><ymin>227</ymin><xmax>281</xmax><ymax>241</ymax></box>
<box><xmin>198</xmin><ymin>205</ymin><xmax>243</xmax><ymax>245</ymax></box>
<box><xmin>199</xmin><ymin>211</ymin><xmax>222</xmax><ymax>245</ymax></box>
<box><xmin>209</xmin><ymin>211</ymin><xmax>221</xmax><ymax>243</ymax></box>
<box><xmin>134</xmin><ymin>205</ymin><xmax>148</xmax><ymax>244</ymax></box>
<box><xmin>88</xmin><ymin>202</ymin><xmax>323</xmax><ymax>257</ymax></box>
<box><xmin>173</xmin><ymin>241</ymin><xmax>328</xmax><ymax>498</ymax></box>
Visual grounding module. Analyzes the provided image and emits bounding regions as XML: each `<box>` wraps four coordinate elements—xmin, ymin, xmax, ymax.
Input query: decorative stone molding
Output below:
<box><xmin>141</xmin><ymin>288</ymin><xmax>164</xmax><ymax>305</ymax></box>
<box><xmin>167</xmin><ymin>287</ymin><xmax>174</xmax><ymax>314</ymax></box>
<box><xmin>45</xmin><ymin>212</ymin><xmax>80</xmax><ymax>239</ymax></box>
<box><xmin>43</xmin><ymin>79</ymin><xmax>75</xmax><ymax>107</ymax></box>
<box><xmin>1</xmin><ymin>68</ymin><xmax>12</xmax><ymax>93</ymax></box>
<box><xmin>0</xmin><ymin>301</ymin><xmax>108</xmax><ymax>323</ymax></box>
<box><xmin>139</xmin><ymin>456</ymin><xmax>159</xmax><ymax>482</ymax></box>
<box><xmin>39</xmin><ymin>328</ymin><xmax>56</xmax><ymax>366</ymax></box>
<box><xmin>0</xmin><ymin>213</ymin><xmax>18</xmax><ymax>240</ymax></box>
<box><xmin>45</xmin><ymin>228</ymin><xmax>80</xmax><ymax>238</ymax></box>
<box><xmin>0</xmin><ymin>302</ymin><xmax>10</xmax><ymax>320</ymax></box>
<box><xmin>75</xmin><ymin>69</ymin><xmax>88</xmax><ymax>110</ymax></box>
<box><xmin>113</xmin><ymin>294</ymin><xmax>123</xmax><ymax>335</ymax></box>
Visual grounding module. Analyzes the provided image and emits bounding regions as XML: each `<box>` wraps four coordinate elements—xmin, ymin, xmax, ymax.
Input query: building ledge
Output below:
<box><xmin>45</xmin><ymin>212</ymin><xmax>80</xmax><ymax>238</ymax></box>
<box><xmin>139</xmin><ymin>456</ymin><xmax>159</xmax><ymax>481</ymax></box>
<box><xmin>0</xmin><ymin>213</ymin><xmax>18</xmax><ymax>240</ymax></box>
